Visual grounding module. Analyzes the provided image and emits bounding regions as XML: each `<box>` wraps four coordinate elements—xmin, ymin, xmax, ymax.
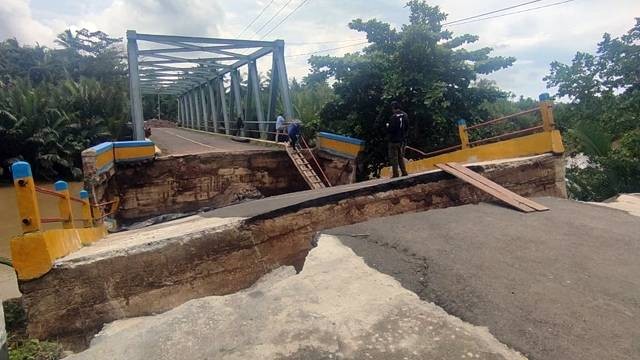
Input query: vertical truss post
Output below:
<box><xmin>126</xmin><ymin>31</ymin><xmax>145</xmax><ymax>140</ymax></box>
<box><xmin>218</xmin><ymin>77</ymin><xmax>230</xmax><ymax>135</ymax></box>
<box><xmin>208</xmin><ymin>79</ymin><xmax>219</xmax><ymax>133</ymax></box>
<box><xmin>188</xmin><ymin>91</ymin><xmax>196</xmax><ymax>129</ymax></box>
<box><xmin>248</xmin><ymin>61</ymin><xmax>266</xmax><ymax>139</ymax></box>
<box><xmin>231</xmin><ymin>69</ymin><xmax>244</xmax><ymax>136</ymax></box>
<box><xmin>194</xmin><ymin>89</ymin><xmax>202</xmax><ymax>129</ymax></box>
<box><xmin>182</xmin><ymin>96</ymin><xmax>189</xmax><ymax>127</ymax></box>
<box><xmin>274</xmin><ymin>40</ymin><xmax>294</xmax><ymax>121</ymax></box>
<box><xmin>267</xmin><ymin>54</ymin><xmax>279</xmax><ymax>135</ymax></box>
<box><xmin>177</xmin><ymin>98</ymin><xmax>182</xmax><ymax>126</ymax></box>
<box><xmin>200</xmin><ymin>85</ymin><xmax>209</xmax><ymax>132</ymax></box>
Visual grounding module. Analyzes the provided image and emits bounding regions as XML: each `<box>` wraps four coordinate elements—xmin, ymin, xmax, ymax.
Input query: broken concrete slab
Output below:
<box><xmin>19</xmin><ymin>154</ymin><xmax>566</xmax><ymax>348</ymax></box>
<box><xmin>65</xmin><ymin>235</ymin><xmax>526</xmax><ymax>360</ymax></box>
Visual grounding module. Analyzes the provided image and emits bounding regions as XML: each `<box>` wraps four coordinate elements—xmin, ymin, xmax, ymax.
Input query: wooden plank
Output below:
<box><xmin>435</xmin><ymin>163</ymin><xmax>536</xmax><ymax>213</ymax></box>
<box><xmin>446</xmin><ymin>163</ymin><xmax>549</xmax><ymax>211</ymax></box>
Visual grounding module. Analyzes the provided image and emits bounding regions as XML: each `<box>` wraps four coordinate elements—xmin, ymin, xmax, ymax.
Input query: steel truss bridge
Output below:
<box><xmin>126</xmin><ymin>31</ymin><xmax>294</xmax><ymax>140</ymax></box>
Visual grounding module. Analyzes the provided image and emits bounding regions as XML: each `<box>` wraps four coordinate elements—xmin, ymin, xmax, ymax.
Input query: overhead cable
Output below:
<box><xmin>237</xmin><ymin>0</ymin><xmax>276</xmax><ymax>37</ymax></box>
<box><xmin>260</xmin><ymin>0</ymin><xmax>313</xmax><ymax>39</ymax></box>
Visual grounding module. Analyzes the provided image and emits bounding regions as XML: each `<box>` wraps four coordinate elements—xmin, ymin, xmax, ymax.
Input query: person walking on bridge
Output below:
<box><xmin>275</xmin><ymin>113</ymin><xmax>287</xmax><ymax>142</ymax></box>
<box><xmin>386</xmin><ymin>101</ymin><xmax>409</xmax><ymax>177</ymax></box>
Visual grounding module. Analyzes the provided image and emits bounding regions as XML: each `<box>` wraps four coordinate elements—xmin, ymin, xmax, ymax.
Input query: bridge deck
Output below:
<box><xmin>150</xmin><ymin>127</ymin><xmax>272</xmax><ymax>155</ymax></box>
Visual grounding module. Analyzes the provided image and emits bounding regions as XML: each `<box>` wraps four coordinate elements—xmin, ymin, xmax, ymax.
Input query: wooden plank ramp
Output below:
<box><xmin>286</xmin><ymin>146</ymin><xmax>326</xmax><ymax>190</ymax></box>
<box><xmin>436</xmin><ymin>162</ymin><xmax>549</xmax><ymax>213</ymax></box>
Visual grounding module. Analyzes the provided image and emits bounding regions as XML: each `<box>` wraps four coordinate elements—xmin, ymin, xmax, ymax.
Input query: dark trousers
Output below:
<box><xmin>388</xmin><ymin>142</ymin><xmax>408</xmax><ymax>177</ymax></box>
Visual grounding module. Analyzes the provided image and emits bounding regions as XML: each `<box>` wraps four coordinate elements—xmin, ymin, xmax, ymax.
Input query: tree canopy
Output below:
<box><xmin>306</xmin><ymin>0</ymin><xmax>516</xmax><ymax>177</ymax></box>
<box><xmin>545</xmin><ymin>18</ymin><xmax>640</xmax><ymax>200</ymax></box>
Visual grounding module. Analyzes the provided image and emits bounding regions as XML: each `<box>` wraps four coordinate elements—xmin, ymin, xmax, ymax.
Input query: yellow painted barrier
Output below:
<box><xmin>316</xmin><ymin>132</ymin><xmax>365</xmax><ymax>159</ymax></box>
<box><xmin>113</xmin><ymin>140</ymin><xmax>155</xmax><ymax>163</ymax></box>
<box><xmin>381</xmin><ymin>97</ymin><xmax>565</xmax><ymax>177</ymax></box>
<box><xmin>381</xmin><ymin>130</ymin><xmax>564</xmax><ymax>177</ymax></box>
<box><xmin>10</xmin><ymin>162</ymin><xmax>107</xmax><ymax>280</ymax></box>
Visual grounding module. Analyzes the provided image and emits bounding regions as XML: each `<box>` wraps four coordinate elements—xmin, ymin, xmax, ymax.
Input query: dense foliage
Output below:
<box><xmin>306</xmin><ymin>1</ymin><xmax>516</xmax><ymax>177</ymax></box>
<box><xmin>545</xmin><ymin>18</ymin><xmax>640</xmax><ymax>201</ymax></box>
<box><xmin>0</xmin><ymin>30</ymin><xmax>129</xmax><ymax>180</ymax></box>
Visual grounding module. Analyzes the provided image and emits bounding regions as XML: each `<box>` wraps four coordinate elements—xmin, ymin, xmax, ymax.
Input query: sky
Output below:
<box><xmin>0</xmin><ymin>0</ymin><xmax>638</xmax><ymax>98</ymax></box>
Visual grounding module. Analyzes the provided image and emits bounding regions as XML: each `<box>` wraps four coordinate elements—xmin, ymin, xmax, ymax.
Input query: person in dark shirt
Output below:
<box><xmin>235</xmin><ymin>116</ymin><xmax>244</xmax><ymax>136</ymax></box>
<box><xmin>386</xmin><ymin>101</ymin><xmax>409</xmax><ymax>177</ymax></box>
<box><xmin>288</xmin><ymin>120</ymin><xmax>302</xmax><ymax>149</ymax></box>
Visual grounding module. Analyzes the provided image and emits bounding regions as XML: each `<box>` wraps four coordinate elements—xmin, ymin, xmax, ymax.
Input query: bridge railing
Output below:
<box><xmin>429</xmin><ymin>97</ymin><xmax>555</xmax><ymax>158</ymax></box>
<box><xmin>381</xmin><ymin>94</ymin><xmax>564</xmax><ymax>177</ymax></box>
<box><xmin>9</xmin><ymin>161</ymin><xmax>114</xmax><ymax>280</ymax></box>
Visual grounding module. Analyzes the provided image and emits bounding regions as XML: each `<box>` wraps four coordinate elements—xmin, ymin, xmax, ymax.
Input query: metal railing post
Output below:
<box><xmin>54</xmin><ymin>181</ymin><xmax>75</xmax><ymax>229</ymax></box>
<box><xmin>80</xmin><ymin>190</ymin><xmax>93</xmax><ymax>228</ymax></box>
<box><xmin>457</xmin><ymin>119</ymin><xmax>470</xmax><ymax>149</ymax></box>
<box><xmin>11</xmin><ymin>161</ymin><xmax>42</xmax><ymax>234</ymax></box>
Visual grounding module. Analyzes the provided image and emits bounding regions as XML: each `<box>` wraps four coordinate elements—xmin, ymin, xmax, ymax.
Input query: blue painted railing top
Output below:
<box><xmin>89</xmin><ymin>142</ymin><xmax>114</xmax><ymax>155</ymax></box>
<box><xmin>113</xmin><ymin>140</ymin><xmax>154</xmax><ymax>148</ymax></box>
<box><xmin>318</xmin><ymin>132</ymin><xmax>365</xmax><ymax>146</ymax></box>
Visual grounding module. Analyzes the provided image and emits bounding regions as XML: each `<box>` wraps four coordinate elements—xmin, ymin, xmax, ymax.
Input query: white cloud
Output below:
<box><xmin>77</xmin><ymin>0</ymin><xmax>225</xmax><ymax>42</ymax></box>
<box><xmin>3</xmin><ymin>0</ymin><xmax>640</xmax><ymax>97</ymax></box>
<box><xmin>0</xmin><ymin>0</ymin><xmax>55</xmax><ymax>45</ymax></box>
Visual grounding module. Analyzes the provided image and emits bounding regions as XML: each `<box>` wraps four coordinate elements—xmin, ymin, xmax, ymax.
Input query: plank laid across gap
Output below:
<box><xmin>446</xmin><ymin>163</ymin><xmax>549</xmax><ymax>211</ymax></box>
<box><xmin>435</xmin><ymin>162</ymin><xmax>547</xmax><ymax>213</ymax></box>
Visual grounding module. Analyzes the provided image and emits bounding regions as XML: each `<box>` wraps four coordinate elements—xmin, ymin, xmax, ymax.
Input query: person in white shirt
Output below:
<box><xmin>275</xmin><ymin>114</ymin><xmax>287</xmax><ymax>142</ymax></box>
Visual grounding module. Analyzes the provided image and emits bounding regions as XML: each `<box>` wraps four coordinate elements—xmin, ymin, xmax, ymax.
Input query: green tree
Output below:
<box><xmin>308</xmin><ymin>1</ymin><xmax>515</xmax><ymax>177</ymax></box>
<box><xmin>545</xmin><ymin>18</ymin><xmax>640</xmax><ymax>200</ymax></box>
<box><xmin>0</xmin><ymin>30</ymin><xmax>129</xmax><ymax>180</ymax></box>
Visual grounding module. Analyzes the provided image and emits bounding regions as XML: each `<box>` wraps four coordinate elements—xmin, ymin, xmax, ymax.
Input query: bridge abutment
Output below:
<box><xmin>20</xmin><ymin>154</ymin><xmax>565</xmax><ymax>349</ymax></box>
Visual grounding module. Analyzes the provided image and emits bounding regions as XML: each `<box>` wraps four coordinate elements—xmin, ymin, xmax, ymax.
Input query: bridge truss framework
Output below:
<box><xmin>126</xmin><ymin>31</ymin><xmax>294</xmax><ymax>140</ymax></box>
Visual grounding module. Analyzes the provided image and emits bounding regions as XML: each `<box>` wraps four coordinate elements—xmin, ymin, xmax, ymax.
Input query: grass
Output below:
<box><xmin>3</xmin><ymin>299</ymin><xmax>63</xmax><ymax>360</ymax></box>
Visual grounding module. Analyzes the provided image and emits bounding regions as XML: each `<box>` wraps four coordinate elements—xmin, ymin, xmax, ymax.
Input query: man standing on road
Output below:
<box><xmin>275</xmin><ymin>113</ymin><xmax>287</xmax><ymax>142</ymax></box>
<box><xmin>386</xmin><ymin>101</ymin><xmax>409</xmax><ymax>177</ymax></box>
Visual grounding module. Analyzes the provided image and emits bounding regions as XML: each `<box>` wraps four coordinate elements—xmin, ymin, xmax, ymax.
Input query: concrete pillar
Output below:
<box><xmin>54</xmin><ymin>181</ymin><xmax>74</xmax><ymax>229</ymax></box>
<box><xmin>11</xmin><ymin>161</ymin><xmax>42</xmax><ymax>234</ymax></box>
<box><xmin>126</xmin><ymin>30</ymin><xmax>145</xmax><ymax>140</ymax></box>
<box><xmin>457</xmin><ymin>119</ymin><xmax>470</xmax><ymax>149</ymax></box>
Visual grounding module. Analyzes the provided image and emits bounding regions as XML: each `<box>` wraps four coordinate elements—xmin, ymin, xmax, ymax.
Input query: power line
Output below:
<box><xmin>253</xmin><ymin>0</ymin><xmax>295</xmax><ymax>37</ymax></box>
<box><xmin>443</xmin><ymin>0</ymin><xmax>543</xmax><ymax>25</ymax></box>
<box><xmin>286</xmin><ymin>41</ymin><xmax>369</xmax><ymax>58</ymax></box>
<box><xmin>260</xmin><ymin>0</ymin><xmax>313</xmax><ymax>39</ymax></box>
<box><xmin>281</xmin><ymin>0</ymin><xmax>576</xmax><ymax>58</ymax></box>
<box><xmin>445</xmin><ymin>0</ymin><xmax>576</xmax><ymax>27</ymax></box>
<box><xmin>236</xmin><ymin>0</ymin><xmax>276</xmax><ymax>37</ymax></box>
<box><xmin>287</xmin><ymin>38</ymin><xmax>364</xmax><ymax>45</ymax></box>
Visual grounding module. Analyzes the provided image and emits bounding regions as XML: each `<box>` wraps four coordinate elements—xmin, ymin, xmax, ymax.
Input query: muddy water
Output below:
<box><xmin>0</xmin><ymin>182</ymin><xmax>84</xmax><ymax>300</ymax></box>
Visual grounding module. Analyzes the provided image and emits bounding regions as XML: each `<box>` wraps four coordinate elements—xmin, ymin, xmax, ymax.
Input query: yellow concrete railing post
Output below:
<box><xmin>539</xmin><ymin>93</ymin><xmax>555</xmax><ymax>132</ymax></box>
<box><xmin>457</xmin><ymin>119</ymin><xmax>470</xmax><ymax>149</ymax></box>
<box><xmin>54</xmin><ymin>181</ymin><xmax>75</xmax><ymax>229</ymax></box>
<box><xmin>11</xmin><ymin>161</ymin><xmax>42</xmax><ymax>234</ymax></box>
<box><xmin>79</xmin><ymin>190</ymin><xmax>93</xmax><ymax>228</ymax></box>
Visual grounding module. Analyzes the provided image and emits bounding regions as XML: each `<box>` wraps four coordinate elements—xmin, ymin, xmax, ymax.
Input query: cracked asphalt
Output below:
<box><xmin>326</xmin><ymin>197</ymin><xmax>640</xmax><ymax>360</ymax></box>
